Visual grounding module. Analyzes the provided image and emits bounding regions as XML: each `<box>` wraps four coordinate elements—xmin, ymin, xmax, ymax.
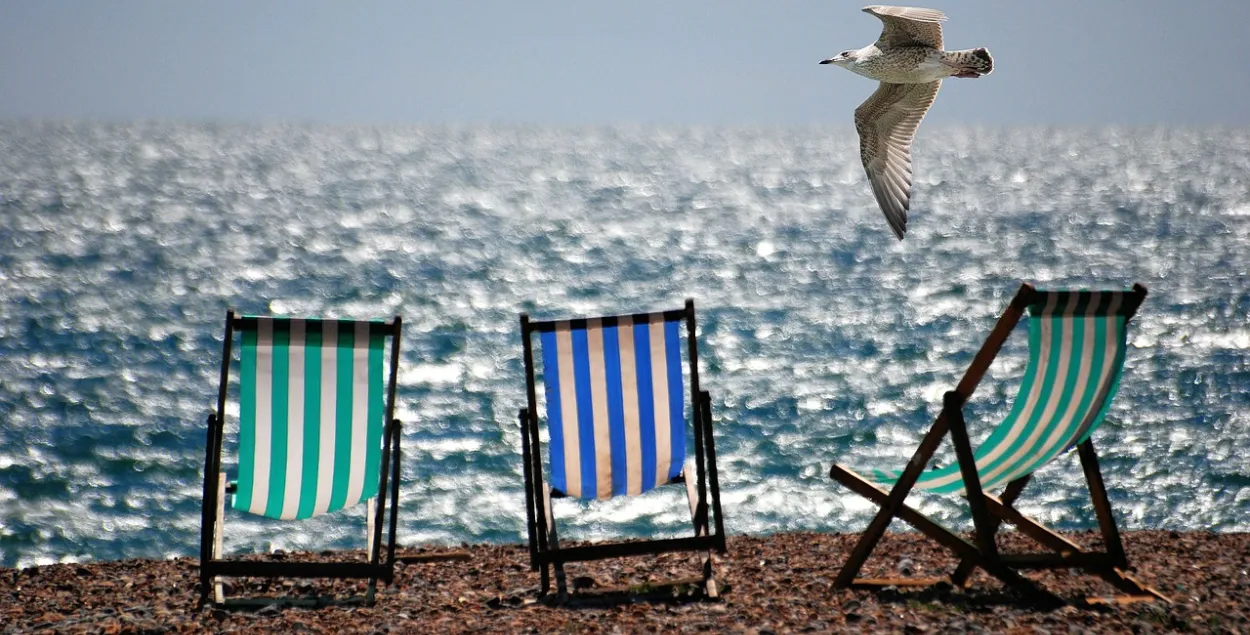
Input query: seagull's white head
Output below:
<box><xmin>819</xmin><ymin>49</ymin><xmax>859</xmax><ymax>68</ymax></box>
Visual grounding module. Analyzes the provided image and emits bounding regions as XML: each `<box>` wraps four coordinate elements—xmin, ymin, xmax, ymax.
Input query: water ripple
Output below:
<box><xmin>0</xmin><ymin>122</ymin><xmax>1247</xmax><ymax>567</ymax></box>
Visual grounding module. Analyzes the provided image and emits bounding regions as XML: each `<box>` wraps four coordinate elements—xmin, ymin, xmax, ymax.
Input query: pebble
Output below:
<box><xmin>0</xmin><ymin>531</ymin><xmax>1243</xmax><ymax>634</ymax></box>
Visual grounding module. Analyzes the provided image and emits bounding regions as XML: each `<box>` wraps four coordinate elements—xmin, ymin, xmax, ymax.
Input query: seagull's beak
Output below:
<box><xmin>819</xmin><ymin>57</ymin><xmax>836</xmax><ymax>65</ymax></box>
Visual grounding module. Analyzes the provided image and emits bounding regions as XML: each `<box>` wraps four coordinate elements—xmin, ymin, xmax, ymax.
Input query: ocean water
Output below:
<box><xmin>0</xmin><ymin>122</ymin><xmax>1247</xmax><ymax>569</ymax></box>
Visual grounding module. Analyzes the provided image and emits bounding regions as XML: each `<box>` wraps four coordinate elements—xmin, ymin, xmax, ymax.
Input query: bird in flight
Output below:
<box><xmin>821</xmin><ymin>5</ymin><xmax>993</xmax><ymax>240</ymax></box>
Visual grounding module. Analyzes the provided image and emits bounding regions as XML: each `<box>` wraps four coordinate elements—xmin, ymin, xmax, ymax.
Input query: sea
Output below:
<box><xmin>1</xmin><ymin>121</ymin><xmax>1247</xmax><ymax>569</ymax></box>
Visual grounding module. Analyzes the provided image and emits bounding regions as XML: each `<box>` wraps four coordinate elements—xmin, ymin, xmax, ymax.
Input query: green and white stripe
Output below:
<box><xmin>234</xmin><ymin>317</ymin><xmax>385</xmax><ymax>520</ymax></box>
<box><xmin>870</xmin><ymin>290</ymin><xmax>1131</xmax><ymax>495</ymax></box>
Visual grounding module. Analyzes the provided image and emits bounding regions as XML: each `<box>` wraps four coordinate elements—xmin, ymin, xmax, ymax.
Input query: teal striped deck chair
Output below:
<box><xmin>829</xmin><ymin>283</ymin><xmax>1168</xmax><ymax>606</ymax></box>
<box><xmin>199</xmin><ymin>311</ymin><xmax>404</xmax><ymax>607</ymax></box>
<box><xmin>519</xmin><ymin>299</ymin><xmax>727</xmax><ymax>600</ymax></box>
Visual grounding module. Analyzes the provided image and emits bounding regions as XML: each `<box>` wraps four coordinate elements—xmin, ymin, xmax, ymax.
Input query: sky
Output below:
<box><xmin>3</xmin><ymin>0</ymin><xmax>1249</xmax><ymax>127</ymax></box>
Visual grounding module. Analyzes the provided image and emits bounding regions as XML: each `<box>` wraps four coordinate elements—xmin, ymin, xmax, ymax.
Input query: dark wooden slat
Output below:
<box><xmin>386</xmin><ymin>420</ymin><xmax>403</xmax><ymax>568</ymax></box>
<box><xmin>371</xmin><ymin>419</ymin><xmax>393</xmax><ymax>566</ymax></box>
<box><xmin>944</xmin><ymin>392</ymin><xmax>999</xmax><ymax>560</ymax></box>
<box><xmin>519</xmin><ymin>314</ymin><xmax>551</xmax><ymax>575</ymax></box>
<box><xmin>200</xmin><ymin>309</ymin><xmax>236</xmax><ymax>606</ymax></box>
<box><xmin>684</xmin><ymin>300</ymin><xmax>711</xmax><ymax>549</ymax></box>
<box><xmin>953</xmin><ymin>283</ymin><xmax>1033</xmax><ymax>399</ymax></box>
<box><xmin>700</xmin><ymin>391</ymin><xmax>727</xmax><ymax>553</ymax></box>
<box><xmin>229</xmin><ymin>315</ymin><xmax>399</xmax><ymax>335</ymax></box>
<box><xmin>1123</xmin><ymin>283</ymin><xmax>1148</xmax><ymax>319</ymax></box>
<box><xmin>982</xmin><ymin>495</ymin><xmax>1084</xmax><ymax>554</ymax></box>
<box><xmin>525</xmin><ymin>307</ymin><xmax>689</xmax><ymax>332</ymax></box>
<box><xmin>214</xmin><ymin>310</ymin><xmax>234</xmax><ymax>449</ymax></box>
<box><xmin>1079</xmin><ymin>439</ymin><xmax>1128</xmax><ymax>568</ymax></box>
<box><xmin>519</xmin><ymin>409</ymin><xmax>539</xmax><ymax>571</ymax></box>
<box><xmin>198</xmin><ymin>413</ymin><xmax>220</xmax><ymax>605</ymax></box>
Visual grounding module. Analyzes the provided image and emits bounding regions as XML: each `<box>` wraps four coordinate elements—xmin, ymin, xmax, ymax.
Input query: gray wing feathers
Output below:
<box><xmin>854</xmin><ymin>80</ymin><xmax>941</xmax><ymax>240</ymax></box>
<box><xmin>863</xmin><ymin>5</ymin><xmax>945</xmax><ymax>49</ymax></box>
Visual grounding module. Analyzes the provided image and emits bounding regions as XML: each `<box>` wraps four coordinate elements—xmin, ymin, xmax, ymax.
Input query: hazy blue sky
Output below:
<box><xmin>3</xmin><ymin>0</ymin><xmax>1249</xmax><ymax>126</ymax></box>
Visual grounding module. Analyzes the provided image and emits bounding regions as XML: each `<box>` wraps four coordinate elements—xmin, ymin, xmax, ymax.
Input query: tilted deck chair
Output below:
<box><xmin>199</xmin><ymin>311</ymin><xmax>403</xmax><ymax>607</ymax></box>
<box><xmin>829</xmin><ymin>283</ymin><xmax>1169</xmax><ymax>606</ymax></box>
<box><xmin>518</xmin><ymin>299</ymin><xmax>727</xmax><ymax>599</ymax></box>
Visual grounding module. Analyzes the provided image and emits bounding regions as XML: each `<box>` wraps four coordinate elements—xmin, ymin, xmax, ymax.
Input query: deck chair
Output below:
<box><xmin>518</xmin><ymin>299</ymin><xmax>727</xmax><ymax>600</ymax></box>
<box><xmin>199</xmin><ymin>311</ymin><xmax>404</xmax><ymax>607</ymax></box>
<box><xmin>829</xmin><ymin>283</ymin><xmax>1169</xmax><ymax>606</ymax></box>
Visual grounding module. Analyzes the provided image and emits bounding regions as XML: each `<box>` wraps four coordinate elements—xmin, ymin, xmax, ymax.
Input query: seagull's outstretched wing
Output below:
<box><xmin>863</xmin><ymin>5</ymin><xmax>945</xmax><ymax>49</ymax></box>
<box><xmin>854</xmin><ymin>80</ymin><xmax>941</xmax><ymax>240</ymax></box>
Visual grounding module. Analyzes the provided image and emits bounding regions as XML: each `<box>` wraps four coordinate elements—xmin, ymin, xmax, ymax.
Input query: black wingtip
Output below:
<box><xmin>888</xmin><ymin>218</ymin><xmax>907</xmax><ymax>240</ymax></box>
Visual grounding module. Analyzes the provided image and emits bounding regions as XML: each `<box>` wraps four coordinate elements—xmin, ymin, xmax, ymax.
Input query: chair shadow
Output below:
<box><xmin>489</xmin><ymin>577</ymin><xmax>728</xmax><ymax>610</ymax></box>
<box><xmin>210</xmin><ymin>593</ymin><xmax>374</xmax><ymax>612</ymax></box>
<box><xmin>863</xmin><ymin>582</ymin><xmax>1099</xmax><ymax>613</ymax></box>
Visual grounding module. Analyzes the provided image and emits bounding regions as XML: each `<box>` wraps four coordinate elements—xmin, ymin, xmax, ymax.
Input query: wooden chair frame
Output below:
<box><xmin>518</xmin><ymin>299</ymin><xmax>727</xmax><ymax>599</ymax></box>
<box><xmin>829</xmin><ymin>283</ymin><xmax>1168</xmax><ymax>606</ymax></box>
<box><xmin>198</xmin><ymin>311</ymin><xmax>404</xmax><ymax>607</ymax></box>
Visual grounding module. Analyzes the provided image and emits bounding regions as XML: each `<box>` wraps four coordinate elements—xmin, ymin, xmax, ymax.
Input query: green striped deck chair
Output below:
<box><xmin>829</xmin><ymin>283</ymin><xmax>1168</xmax><ymax>606</ymax></box>
<box><xmin>518</xmin><ymin>299</ymin><xmax>727</xmax><ymax>600</ymax></box>
<box><xmin>199</xmin><ymin>311</ymin><xmax>404</xmax><ymax>607</ymax></box>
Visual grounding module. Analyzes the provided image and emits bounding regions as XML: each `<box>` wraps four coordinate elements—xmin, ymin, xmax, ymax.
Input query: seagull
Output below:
<box><xmin>821</xmin><ymin>6</ymin><xmax>993</xmax><ymax>240</ymax></box>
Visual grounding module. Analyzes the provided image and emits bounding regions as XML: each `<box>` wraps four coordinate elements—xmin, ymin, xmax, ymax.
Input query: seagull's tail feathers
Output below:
<box><xmin>946</xmin><ymin>47</ymin><xmax>993</xmax><ymax>77</ymax></box>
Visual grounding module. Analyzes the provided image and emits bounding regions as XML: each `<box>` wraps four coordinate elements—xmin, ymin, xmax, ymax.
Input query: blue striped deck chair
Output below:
<box><xmin>199</xmin><ymin>311</ymin><xmax>404</xmax><ymax>607</ymax></box>
<box><xmin>829</xmin><ymin>283</ymin><xmax>1168</xmax><ymax>606</ymax></box>
<box><xmin>519</xmin><ymin>299</ymin><xmax>727</xmax><ymax>600</ymax></box>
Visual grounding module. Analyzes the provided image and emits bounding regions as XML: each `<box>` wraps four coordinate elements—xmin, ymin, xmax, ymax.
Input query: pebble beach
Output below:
<box><xmin>4</xmin><ymin>530</ymin><xmax>1248</xmax><ymax>634</ymax></box>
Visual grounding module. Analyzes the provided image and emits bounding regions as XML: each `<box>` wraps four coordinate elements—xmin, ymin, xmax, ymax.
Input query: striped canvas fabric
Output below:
<box><xmin>233</xmin><ymin>317</ymin><xmax>386</xmax><ymax>520</ymax></box>
<box><xmin>539</xmin><ymin>315</ymin><xmax>687</xmax><ymax>500</ymax></box>
<box><xmin>871</xmin><ymin>290</ymin><xmax>1132</xmax><ymax>495</ymax></box>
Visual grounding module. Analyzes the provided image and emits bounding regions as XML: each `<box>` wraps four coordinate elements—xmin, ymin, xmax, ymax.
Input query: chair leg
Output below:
<box><xmin>213</xmin><ymin>473</ymin><xmax>226</xmax><ymax>605</ymax></box>
<box><xmin>951</xmin><ymin>475</ymin><xmax>1032</xmax><ymax>586</ymax></box>
<box><xmin>365</xmin><ymin>496</ymin><xmax>380</xmax><ymax>603</ymax></box>
<box><xmin>543</xmin><ymin>488</ymin><xmax>567</xmax><ymax>600</ymax></box>
<box><xmin>830</xmin><ymin>470</ymin><xmax>909</xmax><ymax>588</ymax></box>
<box><xmin>943</xmin><ymin>393</ymin><xmax>999</xmax><ymax>562</ymax></box>
<box><xmin>831</xmin><ymin>408</ymin><xmax>950</xmax><ymax>588</ymax></box>
<box><xmin>1076</xmin><ymin>440</ymin><xmax>1169</xmax><ymax>601</ymax></box>
<box><xmin>684</xmin><ymin>462</ymin><xmax>718</xmax><ymax>598</ymax></box>
<box><xmin>1078</xmin><ymin>440</ymin><xmax>1127</xmax><ymax>567</ymax></box>
<box><xmin>367</xmin><ymin>498</ymin><xmax>376</xmax><ymax>563</ymax></box>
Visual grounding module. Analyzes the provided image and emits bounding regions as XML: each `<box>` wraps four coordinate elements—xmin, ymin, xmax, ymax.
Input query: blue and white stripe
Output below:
<box><xmin>540</xmin><ymin>315</ymin><xmax>687</xmax><ymax>500</ymax></box>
